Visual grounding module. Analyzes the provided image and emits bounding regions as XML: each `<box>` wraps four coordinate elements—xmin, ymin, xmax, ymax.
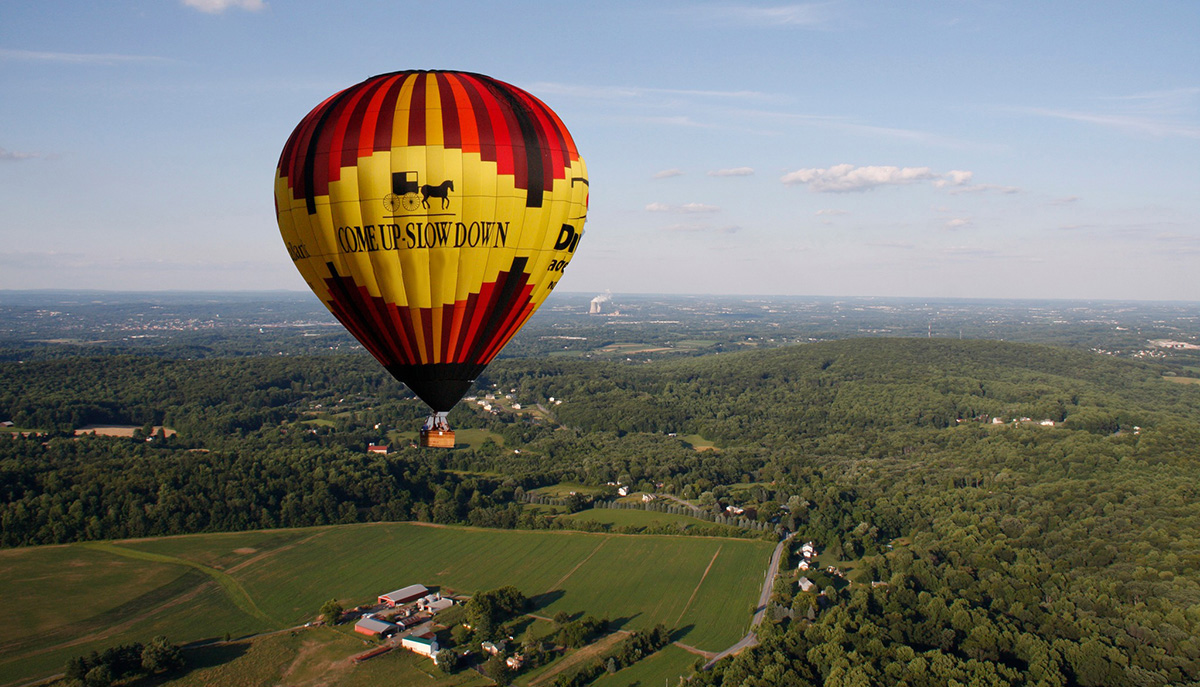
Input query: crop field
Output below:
<box><xmin>1</xmin><ymin>523</ymin><xmax>772</xmax><ymax>686</ymax></box>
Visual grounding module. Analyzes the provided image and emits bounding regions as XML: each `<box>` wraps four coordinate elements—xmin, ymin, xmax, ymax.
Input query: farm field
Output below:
<box><xmin>0</xmin><ymin>544</ymin><xmax>272</xmax><ymax>685</ymax></box>
<box><xmin>590</xmin><ymin>644</ymin><xmax>701</xmax><ymax>687</ymax></box>
<box><xmin>0</xmin><ymin>522</ymin><xmax>772</xmax><ymax>686</ymax></box>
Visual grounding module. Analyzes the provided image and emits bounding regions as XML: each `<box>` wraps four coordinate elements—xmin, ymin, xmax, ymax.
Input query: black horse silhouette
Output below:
<box><xmin>420</xmin><ymin>180</ymin><xmax>454</xmax><ymax>209</ymax></box>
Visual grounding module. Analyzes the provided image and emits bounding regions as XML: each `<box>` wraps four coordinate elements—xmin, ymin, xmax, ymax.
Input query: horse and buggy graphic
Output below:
<box><xmin>383</xmin><ymin>171</ymin><xmax>454</xmax><ymax>212</ymax></box>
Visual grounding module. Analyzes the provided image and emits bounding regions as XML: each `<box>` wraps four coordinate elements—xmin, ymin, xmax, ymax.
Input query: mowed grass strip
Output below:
<box><xmin>81</xmin><ymin>542</ymin><xmax>274</xmax><ymax>625</ymax></box>
<box><xmin>119</xmin><ymin>529</ymin><xmax>316</xmax><ymax>572</ymax></box>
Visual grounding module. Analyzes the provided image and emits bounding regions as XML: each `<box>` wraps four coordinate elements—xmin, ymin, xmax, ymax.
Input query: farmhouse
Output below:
<box><xmin>354</xmin><ymin>617</ymin><xmax>398</xmax><ymax>637</ymax></box>
<box><xmin>367</xmin><ymin>444</ymin><xmax>388</xmax><ymax>454</ymax></box>
<box><xmin>379</xmin><ymin>584</ymin><xmax>429</xmax><ymax>607</ymax></box>
<box><xmin>401</xmin><ymin>634</ymin><xmax>439</xmax><ymax>657</ymax></box>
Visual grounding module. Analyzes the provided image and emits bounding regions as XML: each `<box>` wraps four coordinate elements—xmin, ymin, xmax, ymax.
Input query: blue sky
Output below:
<box><xmin>2</xmin><ymin>1</ymin><xmax>1197</xmax><ymax>300</ymax></box>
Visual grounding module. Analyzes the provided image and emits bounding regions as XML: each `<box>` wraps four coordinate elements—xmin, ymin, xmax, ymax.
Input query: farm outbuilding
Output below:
<box><xmin>401</xmin><ymin>634</ymin><xmax>439</xmax><ymax>657</ymax></box>
<box><xmin>378</xmin><ymin>584</ymin><xmax>429</xmax><ymax>607</ymax></box>
<box><xmin>354</xmin><ymin>617</ymin><xmax>398</xmax><ymax>637</ymax></box>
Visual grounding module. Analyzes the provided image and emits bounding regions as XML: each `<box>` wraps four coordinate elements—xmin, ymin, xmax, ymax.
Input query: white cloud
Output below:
<box><xmin>1051</xmin><ymin>196</ymin><xmax>1080</xmax><ymax>205</ymax></box>
<box><xmin>1018</xmin><ymin>88</ymin><xmax>1200</xmax><ymax>139</ymax></box>
<box><xmin>945</xmin><ymin>218</ymin><xmax>972</xmax><ymax>229</ymax></box>
<box><xmin>782</xmin><ymin>164</ymin><xmax>1018</xmax><ymax>194</ymax></box>
<box><xmin>0</xmin><ymin>147</ymin><xmax>38</xmax><ymax>161</ymax></box>
<box><xmin>647</xmin><ymin>202</ymin><xmax>720</xmax><ymax>213</ymax></box>
<box><xmin>815</xmin><ymin>209</ymin><xmax>848</xmax><ymax>216</ymax></box>
<box><xmin>780</xmin><ymin>164</ymin><xmax>938</xmax><ymax>192</ymax></box>
<box><xmin>0</xmin><ymin>48</ymin><xmax>169</xmax><ymax>65</ymax></box>
<box><xmin>934</xmin><ymin>170</ymin><xmax>973</xmax><ymax>187</ymax></box>
<box><xmin>708</xmin><ymin>167</ymin><xmax>754</xmax><ymax>177</ymax></box>
<box><xmin>182</xmin><ymin>0</ymin><xmax>266</xmax><ymax>13</ymax></box>
<box><xmin>654</xmin><ymin>168</ymin><xmax>684</xmax><ymax>179</ymax></box>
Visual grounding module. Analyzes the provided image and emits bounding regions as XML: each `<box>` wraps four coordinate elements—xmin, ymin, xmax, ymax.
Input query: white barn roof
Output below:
<box><xmin>355</xmin><ymin>617</ymin><xmax>397</xmax><ymax>634</ymax></box>
<box><xmin>380</xmin><ymin>584</ymin><xmax>429</xmax><ymax>602</ymax></box>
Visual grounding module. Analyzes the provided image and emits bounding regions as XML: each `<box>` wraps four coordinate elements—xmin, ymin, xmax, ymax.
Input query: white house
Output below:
<box><xmin>798</xmin><ymin>577</ymin><xmax>816</xmax><ymax>593</ymax></box>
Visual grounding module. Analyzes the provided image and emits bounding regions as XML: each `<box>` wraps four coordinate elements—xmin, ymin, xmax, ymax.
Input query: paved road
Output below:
<box><xmin>703</xmin><ymin>532</ymin><xmax>795</xmax><ymax>670</ymax></box>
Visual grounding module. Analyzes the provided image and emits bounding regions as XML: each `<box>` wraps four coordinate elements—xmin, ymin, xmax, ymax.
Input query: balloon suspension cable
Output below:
<box><xmin>422</xmin><ymin>411</ymin><xmax>451</xmax><ymax>433</ymax></box>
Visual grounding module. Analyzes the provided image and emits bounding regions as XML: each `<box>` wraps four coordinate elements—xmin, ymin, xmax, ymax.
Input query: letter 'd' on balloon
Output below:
<box><xmin>274</xmin><ymin>71</ymin><xmax>588</xmax><ymax>412</ymax></box>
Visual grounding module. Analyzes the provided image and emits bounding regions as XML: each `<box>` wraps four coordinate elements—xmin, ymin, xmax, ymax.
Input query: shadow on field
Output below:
<box><xmin>528</xmin><ymin>590</ymin><xmax>565</xmax><ymax>610</ymax></box>
<box><xmin>157</xmin><ymin>641</ymin><xmax>249</xmax><ymax>681</ymax></box>
<box><xmin>606</xmin><ymin>614</ymin><xmax>639</xmax><ymax>630</ymax></box>
<box><xmin>671</xmin><ymin>624</ymin><xmax>695</xmax><ymax>642</ymax></box>
<box><xmin>136</xmin><ymin>642</ymin><xmax>249</xmax><ymax>686</ymax></box>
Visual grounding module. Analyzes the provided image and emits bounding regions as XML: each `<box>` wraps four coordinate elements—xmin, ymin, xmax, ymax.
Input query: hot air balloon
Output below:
<box><xmin>274</xmin><ymin>70</ymin><xmax>588</xmax><ymax>447</ymax></box>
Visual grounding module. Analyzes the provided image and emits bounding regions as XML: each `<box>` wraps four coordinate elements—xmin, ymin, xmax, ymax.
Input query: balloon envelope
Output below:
<box><xmin>275</xmin><ymin>70</ymin><xmax>588</xmax><ymax>411</ymax></box>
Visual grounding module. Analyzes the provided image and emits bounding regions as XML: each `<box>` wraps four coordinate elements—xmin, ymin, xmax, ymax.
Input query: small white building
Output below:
<box><xmin>617</xmin><ymin>486</ymin><xmax>630</xmax><ymax>497</ymax></box>
<box><xmin>798</xmin><ymin>577</ymin><xmax>816</xmax><ymax>593</ymax></box>
<box><xmin>401</xmin><ymin>634</ymin><xmax>439</xmax><ymax>657</ymax></box>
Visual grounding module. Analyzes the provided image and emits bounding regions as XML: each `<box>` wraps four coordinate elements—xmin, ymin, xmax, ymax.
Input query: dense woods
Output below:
<box><xmin>3</xmin><ymin>336</ymin><xmax>1200</xmax><ymax>685</ymax></box>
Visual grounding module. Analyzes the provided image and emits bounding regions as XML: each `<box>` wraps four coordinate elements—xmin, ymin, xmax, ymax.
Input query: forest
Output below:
<box><xmin>2</xmin><ymin>332</ymin><xmax>1199</xmax><ymax>686</ymax></box>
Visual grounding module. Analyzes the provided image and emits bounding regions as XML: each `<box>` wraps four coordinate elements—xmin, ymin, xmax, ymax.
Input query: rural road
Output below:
<box><xmin>703</xmin><ymin>532</ymin><xmax>795</xmax><ymax>670</ymax></box>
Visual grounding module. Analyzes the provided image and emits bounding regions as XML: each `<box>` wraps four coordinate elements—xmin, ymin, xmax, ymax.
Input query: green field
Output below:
<box><xmin>563</xmin><ymin>508</ymin><xmax>745</xmax><ymax>539</ymax></box>
<box><xmin>0</xmin><ymin>544</ymin><xmax>273</xmax><ymax>683</ymax></box>
<box><xmin>528</xmin><ymin>482</ymin><xmax>610</xmax><ymax>498</ymax></box>
<box><xmin>590</xmin><ymin>644</ymin><xmax>702</xmax><ymax>687</ymax></box>
<box><xmin>0</xmin><ymin>523</ymin><xmax>772</xmax><ymax>686</ymax></box>
<box><xmin>677</xmin><ymin>433</ymin><xmax>716</xmax><ymax>450</ymax></box>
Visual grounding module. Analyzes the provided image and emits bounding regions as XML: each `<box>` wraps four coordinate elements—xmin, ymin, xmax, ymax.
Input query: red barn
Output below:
<box><xmin>378</xmin><ymin>584</ymin><xmax>429</xmax><ymax>607</ymax></box>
